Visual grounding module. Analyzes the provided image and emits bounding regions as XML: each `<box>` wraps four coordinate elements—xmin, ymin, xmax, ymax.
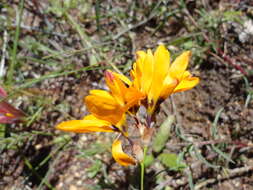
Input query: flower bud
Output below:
<box><xmin>142</xmin><ymin>127</ymin><xmax>155</xmax><ymax>146</ymax></box>
<box><xmin>133</xmin><ymin>143</ymin><xmax>143</xmax><ymax>162</ymax></box>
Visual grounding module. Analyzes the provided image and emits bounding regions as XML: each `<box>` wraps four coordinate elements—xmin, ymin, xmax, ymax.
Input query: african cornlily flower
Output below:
<box><xmin>0</xmin><ymin>86</ymin><xmax>25</xmax><ymax>124</ymax></box>
<box><xmin>56</xmin><ymin>45</ymin><xmax>199</xmax><ymax>167</ymax></box>
<box><xmin>56</xmin><ymin>71</ymin><xmax>145</xmax><ymax>166</ymax></box>
<box><xmin>130</xmin><ymin>45</ymin><xmax>199</xmax><ymax>114</ymax></box>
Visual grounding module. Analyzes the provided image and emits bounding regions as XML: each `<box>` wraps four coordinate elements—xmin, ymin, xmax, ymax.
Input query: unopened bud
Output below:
<box><xmin>133</xmin><ymin>143</ymin><xmax>143</xmax><ymax>162</ymax></box>
<box><xmin>104</xmin><ymin>70</ymin><xmax>114</xmax><ymax>82</ymax></box>
<box><xmin>142</xmin><ymin>127</ymin><xmax>155</xmax><ymax>146</ymax></box>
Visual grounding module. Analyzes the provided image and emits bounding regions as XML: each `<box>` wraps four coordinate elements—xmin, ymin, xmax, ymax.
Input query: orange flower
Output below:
<box><xmin>130</xmin><ymin>45</ymin><xmax>199</xmax><ymax>113</ymax></box>
<box><xmin>85</xmin><ymin>70</ymin><xmax>144</xmax><ymax>130</ymax></box>
<box><xmin>56</xmin><ymin>45</ymin><xmax>200</xmax><ymax>166</ymax></box>
<box><xmin>56</xmin><ymin>71</ymin><xmax>144</xmax><ymax>166</ymax></box>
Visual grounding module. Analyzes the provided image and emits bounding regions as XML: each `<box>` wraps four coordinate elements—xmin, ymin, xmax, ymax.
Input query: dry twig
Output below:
<box><xmin>195</xmin><ymin>166</ymin><xmax>253</xmax><ymax>189</ymax></box>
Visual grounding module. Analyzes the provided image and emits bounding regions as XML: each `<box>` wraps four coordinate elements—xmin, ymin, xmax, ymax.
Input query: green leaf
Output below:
<box><xmin>47</xmin><ymin>0</ymin><xmax>66</xmax><ymax>17</ymax></box>
<box><xmin>87</xmin><ymin>160</ymin><xmax>102</xmax><ymax>178</ymax></box>
<box><xmin>187</xmin><ymin>169</ymin><xmax>195</xmax><ymax>190</ymax></box>
<box><xmin>193</xmin><ymin>147</ymin><xmax>220</xmax><ymax>169</ymax></box>
<box><xmin>223</xmin><ymin>11</ymin><xmax>242</xmax><ymax>23</ymax></box>
<box><xmin>53</xmin><ymin>134</ymin><xmax>71</xmax><ymax>144</ymax></box>
<box><xmin>158</xmin><ymin>153</ymin><xmax>186</xmax><ymax>171</ymax></box>
<box><xmin>211</xmin><ymin>144</ymin><xmax>235</xmax><ymax>164</ymax></box>
<box><xmin>152</xmin><ymin>115</ymin><xmax>174</xmax><ymax>153</ymax></box>
<box><xmin>78</xmin><ymin>142</ymin><xmax>108</xmax><ymax>158</ymax></box>
<box><xmin>144</xmin><ymin>154</ymin><xmax>154</xmax><ymax>167</ymax></box>
<box><xmin>211</xmin><ymin>108</ymin><xmax>224</xmax><ymax>139</ymax></box>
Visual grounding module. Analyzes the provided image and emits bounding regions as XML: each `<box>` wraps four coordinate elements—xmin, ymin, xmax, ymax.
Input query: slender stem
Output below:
<box><xmin>140</xmin><ymin>162</ymin><xmax>144</xmax><ymax>190</ymax></box>
<box><xmin>7</xmin><ymin>0</ymin><xmax>25</xmax><ymax>84</ymax></box>
<box><xmin>140</xmin><ymin>146</ymin><xmax>148</xmax><ymax>190</ymax></box>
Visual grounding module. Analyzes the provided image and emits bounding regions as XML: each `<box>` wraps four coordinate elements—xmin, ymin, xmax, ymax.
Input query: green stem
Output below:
<box><xmin>7</xmin><ymin>0</ymin><xmax>24</xmax><ymax>84</ymax></box>
<box><xmin>140</xmin><ymin>146</ymin><xmax>148</xmax><ymax>190</ymax></box>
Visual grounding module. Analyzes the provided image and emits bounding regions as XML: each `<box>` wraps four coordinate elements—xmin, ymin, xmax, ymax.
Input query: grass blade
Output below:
<box><xmin>7</xmin><ymin>0</ymin><xmax>24</xmax><ymax>84</ymax></box>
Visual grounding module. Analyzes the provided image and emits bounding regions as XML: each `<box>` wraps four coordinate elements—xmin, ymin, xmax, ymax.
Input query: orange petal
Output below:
<box><xmin>112</xmin><ymin>139</ymin><xmax>136</xmax><ymax>166</ymax></box>
<box><xmin>85</xmin><ymin>90</ymin><xmax>124</xmax><ymax>125</ymax></box>
<box><xmin>173</xmin><ymin>76</ymin><xmax>199</xmax><ymax>93</ymax></box>
<box><xmin>56</xmin><ymin>116</ymin><xmax>116</xmax><ymax>133</ymax></box>
<box><xmin>105</xmin><ymin>70</ymin><xmax>144</xmax><ymax>111</ymax></box>
<box><xmin>105</xmin><ymin>70</ymin><xmax>127</xmax><ymax>106</ymax></box>
<box><xmin>83</xmin><ymin>114</ymin><xmax>128</xmax><ymax>136</ymax></box>
<box><xmin>124</xmin><ymin>87</ymin><xmax>145</xmax><ymax>110</ymax></box>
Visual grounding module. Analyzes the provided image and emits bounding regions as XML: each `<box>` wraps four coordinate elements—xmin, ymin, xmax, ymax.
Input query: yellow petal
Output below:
<box><xmin>173</xmin><ymin>77</ymin><xmax>199</xmax><ymax>93</ymax></box>
<box><xmin>141</xmin><ymin>49</ymin><xmax>154</xmax><ymax>94</ymax></box>
<box><xmin>88</xmin><ymin>89</ymin><xmax>115</xmax><ymax>102</ymax></box>
<box><xmin>182</xmin><ymin>71</ymin><xmax>191</xmax><ymax>78</ymax></box>
<box><xmin>135</xmin><ymin>50</ymin><xmax>146</xmax><ymax>77</ymax></box>
<box><xmin>112</xmin><ymin>139</ymin><xmax>136</xmax><ymax>166</ymax></box>
<box><xmin>56</xmin><ymin>116</ymin><xmax>116</xmax><ymax>133</ymax></box>
<box><xmin>85</xmin><ymin>90</ymin><xmax>124</xmax><ymax>125</ymax></box>
<box><xmin>136</xmin><ymin>50</ymin><xmax>146</xmax><ymax>61</ymax></box>
<box><xmin>169</xmin><ymin>51</ymin><xmax>191</xmax><ymax>80</ymax></box>
<box><xmin>82</xmin><ymin>114</ymin><xmax>98</xmax><ymax>120</ymax></box>
<box><xmin>84</xmin><ymin>114</ymin><xmax>124</xmax><ymax>130</ymax></box>
<box><xmin>83</xmin><ymin>114</ymin><xmax>128</xmax><ymax>136</ymax></box>
<box><xmin>160</xmin><ymin>75</ymin><xmax>178</xmax><ymax>99</ymax></box>
<box><xmin>148</xmin><ymin>45</ymin><xmax>170</xmax><ymax>103</ymax></box>
<box><xmin>5</xmin><ymin>112</ymin><xmax>14</xmax><ymax>117</ymax></box>
<box><xmin>132</xmin><ymin>51</ymin><xmax>146</xmax><ymax>91</ymax></box>
<box><xmin>112</xmin><ymin>71</ymin><xmax>132</xmax><ymax>86</ymax></box>
<box><xmin>130</xmin><ymin>69</ymin><xmax>140</xmax><ymax>90</ymax></box>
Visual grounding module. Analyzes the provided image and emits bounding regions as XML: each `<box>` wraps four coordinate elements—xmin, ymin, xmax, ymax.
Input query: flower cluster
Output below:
<box><xmin>56</xmin><ymin>45</ymin><xmax>199</xmax><ymax>166</ymax></box>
